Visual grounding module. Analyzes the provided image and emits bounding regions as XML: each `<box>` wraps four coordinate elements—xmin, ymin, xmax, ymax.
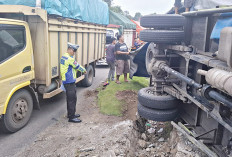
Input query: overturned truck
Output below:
<box><xmin>135</xmin><ymin>7</ymin><xmax>232</xmax><ymax>157</ymax></box>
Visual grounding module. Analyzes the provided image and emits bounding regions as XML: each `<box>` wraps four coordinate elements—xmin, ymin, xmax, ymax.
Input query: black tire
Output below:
<box><xmin>138</xmin><ymin>87</ymin><xmax>180</xmax><ymax>109</ymax></box>
<box><xmin>138</xmin><ymin>103</ymin><xmax>179</xmax><ymax>122</ymax></box>
<box><xmin>140</xmin><ymin>30</ymin><xmax>184</xmax><ymax>44</ymax></box>
<box><xmin>81</xmin><ymin>65</ymin><xmax>94</xmax><ymax>87</ymax></box>
<box><xmin>141</xmin><ymin>14</ymin><xmax>185</xmax><ymax>28</ymax></box>
<box><xmin>0</xmin><ymin>89</ymin><xmax>33</xmax><ymax>133</ymax></box>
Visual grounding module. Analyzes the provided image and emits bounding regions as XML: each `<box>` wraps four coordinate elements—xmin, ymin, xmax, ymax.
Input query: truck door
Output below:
<box><xmin>0</xmin><ymin>22</ymin><xmax>34</xmax><ymax>115</ymax></box>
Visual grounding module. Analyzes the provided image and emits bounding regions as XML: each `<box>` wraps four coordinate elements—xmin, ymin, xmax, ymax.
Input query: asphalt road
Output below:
<box><xmin>0</xmin><ymin>66</ymin><xmax>109</xmax><ymax>157</ymax></box>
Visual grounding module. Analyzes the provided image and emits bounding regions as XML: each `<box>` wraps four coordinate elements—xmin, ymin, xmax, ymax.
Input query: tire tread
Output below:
<box><xmin>138</xmin><ymin>87</ymin><xmax>180</xmax><ymax>109</ymax></box>
<box><xmin>140</xmin><ymin>30</ymin><xmax>184</xmax><ymax>43</ymax></box>
<box><xmin>138</xmin><ymin>103</ymin><xmax>179</xmax><ymax>122</ymax></box>
<box><xmin>141</xmin><ymin>14</ymin><xmax>185</xmax><ymax>28</ymax></box>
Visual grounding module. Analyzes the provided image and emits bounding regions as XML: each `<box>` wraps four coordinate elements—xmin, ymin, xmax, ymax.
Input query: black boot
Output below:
<box><xmin>67</xmin><ymin>114</ymin><xmax>80</xmax><ymax>118</ymax></box>
<box><xmin>68</xmin><ymin>117</ymin><xmax>82</xmax><ymax>123</ymax></box>
<box><xmin>74</xmin><ymin>114</ymin><xmax>80</xmax><ymax>118</ymax></box>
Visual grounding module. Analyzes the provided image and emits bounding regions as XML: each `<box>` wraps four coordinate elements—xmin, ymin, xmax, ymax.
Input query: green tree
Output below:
<box><xmin>133</xmin><ymin>12</ymin><xmax>142</xmax><ymax>21</ymax></box>
<box><xmin>110</xmin><ymin>5</ymin><xmax>124</xmax><ymax>14</ymax></box>
<box><xmin>107</xmin><ymin>1</ymin><xmax>133</xmax><ymax>20</ymax></box>
<box><xmin>124</xmin><ymin>11</ymin><xmax>133</xmax><ymax>19</ymax></box>
<box><xmin>103</xmin><ymin>0</ymin><xmax>112</xmax><ymax>7</ymax></box>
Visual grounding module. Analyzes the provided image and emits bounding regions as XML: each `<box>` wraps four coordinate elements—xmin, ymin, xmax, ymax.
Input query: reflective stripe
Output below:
<box><xmin>60</xmin><ymin>53</ymin><xmax>86</xmax><ymax>84</ymax></box>
<box><xmin>63</xmin><ymin>65</ymin><xmax>75</xmax><ymax>84</ymax></box>
<box><xmin>75</xmin><ymin>64</ymin><xmax>80</xmax><ymax>69</ymax></box>
<box><xmin>79</xmin><ymin>67</ymin><xmax>85</xmax><ymax>72</ymax></box>
<box><xmin>60</xmin><ymin>59</ymin><xmax>65</xmax><ymax>65</ymax></box>
<box><xmin>62</xmin><ymin>56</ymin><xmax>68</xmax><ymax>60</ymax></box>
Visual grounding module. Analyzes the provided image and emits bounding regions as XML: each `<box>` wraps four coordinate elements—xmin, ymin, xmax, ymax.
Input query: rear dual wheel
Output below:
<box><xmin>138</xmin><ymin>87</ymin><xmax>180</xmax><ymax>110</ymax></box>
<box><xmin>140</xmin><ymin>14</ymin><xmax>185</xmax><ymax>44</ymax></box>
<box><xmin>137</xmin><ymin>87</ymin><xmax>180</xmax><ymax>122</ymax></box>
<box><xmin>140</xmin><ymin>30</ymin><xmax>184</xmax><ymax>44</ymax></box>
<box><xmin>137</xmin><ymin>103</ymin><xmax>179</xmax><ymax>122</ymax></box>
<box><xmin>140</xmin><ymin>14</ymin><xmax>185</xmax><ymax>28</ymax></box>
<box><xmin>138</xmin><ymin>15</ymin><xmax>184</xmax><ymax>122</ymax></box>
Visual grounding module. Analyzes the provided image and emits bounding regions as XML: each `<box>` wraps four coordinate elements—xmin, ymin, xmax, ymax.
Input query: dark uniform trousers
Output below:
<box><xmin>64</xmin><ymin>83</ymin><xmax>77</xmax><ymax>119</ymax></box>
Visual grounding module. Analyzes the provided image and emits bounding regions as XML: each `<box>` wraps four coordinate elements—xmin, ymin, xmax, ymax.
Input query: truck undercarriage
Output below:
<box><xmin>133</xmin><ymin>7</ymin><xmax>232</xmax><ymax>157</ymax></box>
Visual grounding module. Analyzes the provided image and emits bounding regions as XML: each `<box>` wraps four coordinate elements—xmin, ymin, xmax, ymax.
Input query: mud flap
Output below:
<box><xmin>29</xmin><ymin>86</ymin><xmax>40</xmax><ymax>110</ymax></box>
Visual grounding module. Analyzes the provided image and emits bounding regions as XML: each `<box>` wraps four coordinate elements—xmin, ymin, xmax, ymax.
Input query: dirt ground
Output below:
<box><xmin>14</xmin><ymin>87</ymin><xmax>206</xmax><ymax>157</ymax></box>
<box><xmin>14</xmin><ymin>89</ymin><xmax>138</xmax><ymax>157</ymax></box>
<box><xmin>116</xmin><ymin>90</ymin><xmax>138</xmax><ymax>121</ymax></box>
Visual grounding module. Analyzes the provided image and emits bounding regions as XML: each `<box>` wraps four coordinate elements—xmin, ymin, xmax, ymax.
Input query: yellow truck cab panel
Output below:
<box><xmin>0</xmin><ymin>19</ymin><xmax>34</xmax><ymax>115</ymax></box>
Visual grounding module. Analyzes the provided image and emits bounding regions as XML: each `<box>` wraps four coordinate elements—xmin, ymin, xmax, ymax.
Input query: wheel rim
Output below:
<box><xmin>88</xmin><ymin>68</ymin><xmax>93</xmax><ymax>83</ymax></box>
<box><xmin>148</xmin><ymin>50</ymin><xmax>153</xmax><ymax>63</ymax></box>
<box><xmin>146</xmin><ymin>88</ymin><xmax>155</xmax><ymax>95</ymax></box>
<box><xmin>146</xmin><ymin>49</ymin><xmax>154</xmax><ymax>75</ymax></box>
<box><xmin>12</xmin><ymin>98</ymin><xmax>28</xmax><ymax>123</ymax></box>
<box><xmin>145</xmin><ymin>88</ymin><xmax>168</xmax><ymax>96</ymax></box>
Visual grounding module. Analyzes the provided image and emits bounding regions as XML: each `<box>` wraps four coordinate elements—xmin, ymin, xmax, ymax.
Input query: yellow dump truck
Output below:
<box><xmin>0</xmin><ymin>5</ymin><xmax>106</xmax><ymax>133</ymax></box>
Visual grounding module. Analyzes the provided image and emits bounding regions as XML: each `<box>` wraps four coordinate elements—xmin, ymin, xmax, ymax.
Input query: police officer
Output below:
<box><xmin>60</xmin><ymin>43</ymin><xmax>86</xmax><ymax>123</ymax></box>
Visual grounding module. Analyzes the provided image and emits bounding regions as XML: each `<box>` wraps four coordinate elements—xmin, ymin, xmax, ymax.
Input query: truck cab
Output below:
<box><xmin>0</xmin><ymin>18</ymin><xmax>34</xmax><ymax>132</ymax></box>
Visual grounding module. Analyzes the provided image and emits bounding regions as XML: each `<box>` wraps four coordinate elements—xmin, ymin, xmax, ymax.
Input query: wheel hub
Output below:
<box><xmin>147</xmin><ymin>89</ymin><xmax>155</xmax><ymax>94</ymax></box>
<box><xmin>12</xmin><ymin>99</ymin><xmax>28</xmax><ymax>122</ymax></box>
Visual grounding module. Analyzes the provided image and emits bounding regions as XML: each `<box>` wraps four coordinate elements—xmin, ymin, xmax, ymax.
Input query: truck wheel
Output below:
<box><xmin>81</xmin><ymin>65</ymin><xmax>94</xmax><ymax>87</ymax></box>
<box><xmin>146</xmin><ymin>43</ymin><xmax>158</xmax><ymax>75</ymax></box>
<box><xmin>138</xmin><ymin>87</ymin><xmax>180</xmax><ymax>109</ymax></box>
<box><xmin>140</xmin><ymin>14</ymin><xmax>185</xmax><ymax>28</ymax></box>
<box><xmin>140</xmin><ymin>30</ymin><xmax>184</xmax><ymax>44</ymax></box>
<box><xmin>0</xmin><ymin>89</ymin><xmax>33</xmax><ymax>133</ymax></box>
<box><xmin>138</xmin><ymin>103</ymin><xmax>179</xmax><ymax>122</ymax></box>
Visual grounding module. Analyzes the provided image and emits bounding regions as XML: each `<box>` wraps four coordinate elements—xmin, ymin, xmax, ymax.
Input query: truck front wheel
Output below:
<box><xmin>0</xmin><ymin>89</ymin><xmax>33</xmax><ymax>133</ymax></box>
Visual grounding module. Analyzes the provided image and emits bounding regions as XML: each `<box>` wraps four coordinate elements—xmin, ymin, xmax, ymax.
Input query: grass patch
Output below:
<box><xmin>98</xmin><ymin>76</ymin><xmax>149</xmax><ymax>116</ymax></box>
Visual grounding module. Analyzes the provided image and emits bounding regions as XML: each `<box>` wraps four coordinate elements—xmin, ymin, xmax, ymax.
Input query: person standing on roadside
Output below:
<box><xmin>60</xmin><ymin>43</ymin><xmax>86</xmax><ymax>123</ymax></box>
<box><xmin>174</xmin><ymin>0</ymin><xmax>196</xmax><ymax>14</ymax></box>
<box><xmin>106</xmin><ymin>37</ymin><xmax>116</xmax><ymax>81</ymax></box>
<box><xmin>115</xmin><ymin>35</ymin><xmax>130</xmax><ymax>84</ymax></box>
<box><xmin>134</xmin><ymin>38</ymin><xmax>141</xmax><ymax>50</ymax></box>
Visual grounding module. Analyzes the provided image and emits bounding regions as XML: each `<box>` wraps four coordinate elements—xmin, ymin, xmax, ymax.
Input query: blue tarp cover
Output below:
<box><xmin>129</xmin><ymin>43</ymin><xmax>150</xmax><ymax>79</ymax></box>
<box><xmin>0</xmin><ymin>0</ymin><xmax>109</xmax><ymax>25</ymax></box>
<box><xmin>133</xmin><ymin>43</ymin><xmax>149</xmax><ymax>77</ymax></box>
<box><xmin>211</xmin><ymin>13</ymin><xmax>232</xmax><ymax>39</ymax></box>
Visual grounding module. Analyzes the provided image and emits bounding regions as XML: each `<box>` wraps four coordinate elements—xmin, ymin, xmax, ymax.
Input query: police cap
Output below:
<box><xmin>68</xmin><ymin>42</ymin><xmax>79</xmax><ymax>52</ymax></box>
